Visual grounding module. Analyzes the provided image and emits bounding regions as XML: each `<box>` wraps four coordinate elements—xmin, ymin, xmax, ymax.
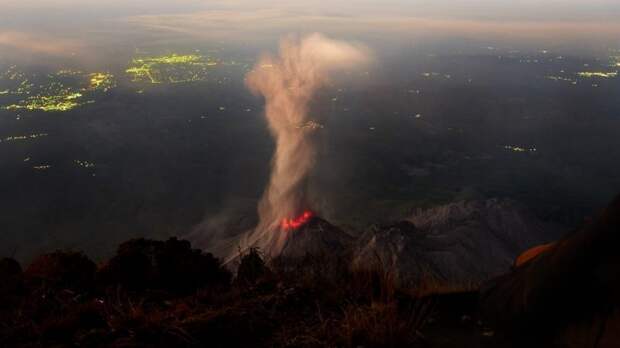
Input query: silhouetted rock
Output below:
<box><xmin>236</xmin><ymin>248</ymin><xmax>268</xmax><ymax>285</ymax></box>
<box><xmin>481</xmin><ymin>195</ymin><xmax>620</xmax><ymax>347</ymax></box>
<box><xmin>0</xmin><ymin>257</ymin><xmax>21</xmax><ymax>276</ymax></box>
<box><xmin>0</xmin><ymin>257</ymin><xmax>23</xmax><ymax>307</ymax></box>
<box><xmin>98</xmin><ymin>237</ymin><xmax>231</xmax><ymax>294</ymax></box>
<box><xmin>25</xmin><ymin>251</ymin><xmax>96</xmax><ymax>291</ymax></box>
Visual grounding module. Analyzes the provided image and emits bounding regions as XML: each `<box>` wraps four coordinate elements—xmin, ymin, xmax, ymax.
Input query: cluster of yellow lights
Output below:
<box><xmin>1</xmin><ymin>68</ymin><xmax>115</xmax><ymax>112</ymax></box>
<box><xmin>15</xmin><ymin>80</ymin><xmax>34</xmax><ymax>95</ymax></box>
<box><xmin>126</xmin><ymin>53</ymin><xmax>217</xmax><ymax>84</ymax></box>
<box><xmin>88</xmin><ymin>72</ymin><xmax>115</xmax><ymax>92</ymax></box>
<box><xmin>504</xmin><ymin>145</ymin><xmax>537</xmax><ymax>153</ymax></box>
<box><xmin>56</xmin><ymin>69</ymin><xmax>83</xmax><ymax>76</ymax></box>
<box><xmin>421</xmin><ymin>72</ymin><xmax>451</xmax><ymax>79</ymax></box>
<box><xmin>546</xmin><ymin>76</ymin><xmax>575</xmax><ymax>83</ymax></box>
<box><xmin>33</xmin><ymin>165</ymin><xmax>51</xmax><ymax>170</ymax></box>
<box><xmin>1</xmin><ymin>133</ymin><xmax>48</xmax><ymax>143</ymax></box>
<box><xmin>0</xmin><ymin>66</ymin><xmax>34</xmax><ymax>98</ymax></box>
<box><xmin>577</xmin><ymin>71</ymin><xmax>618</xmax><ymax>79</ymax></box>
<box><xmin>5</xmin><ymin>91</ymin><xmax>85</xmax><ymax>112</ymax></box>
<box><xmin>74</xmin><ymin>159</ymin><xmax>95</xmax><ymax>168</ymax></box>
<box><xmin>2</xmin><ymin>65</ymin><xmax>23</xmax><ymax>80</ymax></box>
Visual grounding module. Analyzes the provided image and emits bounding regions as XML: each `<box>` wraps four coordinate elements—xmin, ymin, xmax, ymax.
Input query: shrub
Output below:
<box><xmin>25</xmin><ymin>251</ymin><xmax>96</xmax><ymax>291</ymax></box>
<box><xmin>236</xmin><ymin>248</ymin><xmax>268</xmax><ymax>285</ymax></box>
<box><xmin>0</xmin><ymin>257</ymin><xmax>23</xmax><ymax>307</ymax></box>
<box><xmin>98</xmin><ymin>237</ymin><xmax>231</xmax><ymax>294</ymax></box>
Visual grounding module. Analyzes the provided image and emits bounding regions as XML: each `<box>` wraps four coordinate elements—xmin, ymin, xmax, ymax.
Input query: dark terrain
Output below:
<box><xmin>1</xmin><ymin>195</ymin><xmax>618</xmax><ymax>347</ymax></box>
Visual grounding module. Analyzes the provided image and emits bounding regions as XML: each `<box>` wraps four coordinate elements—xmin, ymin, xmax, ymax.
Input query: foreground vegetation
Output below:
<box><xmin>0</xmin><ymin>237</ymin><xmax>508</xmax><ymax>347</ymax></box>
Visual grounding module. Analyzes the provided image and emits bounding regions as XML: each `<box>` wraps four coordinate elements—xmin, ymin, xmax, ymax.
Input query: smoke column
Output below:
<box><xmin>242</xmin><ymin>33</ymin><xmax>370</xmax><ymax>257</ymax></box>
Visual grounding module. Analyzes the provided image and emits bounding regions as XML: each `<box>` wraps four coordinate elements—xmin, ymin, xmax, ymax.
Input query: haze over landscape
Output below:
<box><xmin>1</xmin><ymin>1</ymin><xmax>620</xmax><ymax>347</ymax></box>
<box><xmin>2</xmin><ymin>0</ymin><xmax>619</xmax><ymax>262</ymax></box>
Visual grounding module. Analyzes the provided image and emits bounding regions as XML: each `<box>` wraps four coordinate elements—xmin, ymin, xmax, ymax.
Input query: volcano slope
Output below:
<box><xmin>481</xmin><ymin>194</ymin><xmax>620</xmax><ymax>347</ymax></box>
<box><xmin>279</xmin><ymin>215</ymin><xmax>353</xmax><ymax>259</ymax></box>
<box><xmin>353</xmin><ymin>199</ymin><xmax>563</xmax><ymax>289</ymax></box>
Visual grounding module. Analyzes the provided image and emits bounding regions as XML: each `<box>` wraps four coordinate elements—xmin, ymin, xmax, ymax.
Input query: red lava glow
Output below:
<box><xmin>281</xmin><ymin>210</ymin><xmax>314</xmax><ymax>230</ymax></box>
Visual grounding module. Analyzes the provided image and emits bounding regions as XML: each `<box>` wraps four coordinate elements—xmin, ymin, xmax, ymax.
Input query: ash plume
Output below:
<box><xmin>239</xmin><ymin>33</ymin><xmax>370</xmax><ymax>258</ymax></box>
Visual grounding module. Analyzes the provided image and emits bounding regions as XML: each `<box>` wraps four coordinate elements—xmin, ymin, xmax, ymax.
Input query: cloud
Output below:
<box><xmin>122</xmin><ymin>9</ymin><xmax>620</xmax><ymax>45</ymax></box>
<box><xmin>0</xmin><ymin>31</ymin><xmax>83</xmax><ymax>57</ymax></box>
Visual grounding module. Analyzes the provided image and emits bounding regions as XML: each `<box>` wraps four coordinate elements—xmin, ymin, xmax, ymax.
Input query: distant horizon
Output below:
<box><xmin>1</xmin><ymin>1</ymin><xmax>619</xmax><ymax>62</ymax></box>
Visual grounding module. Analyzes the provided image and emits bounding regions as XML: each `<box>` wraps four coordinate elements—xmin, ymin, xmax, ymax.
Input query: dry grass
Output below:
<box><xmin>265</xmin><ymin>252</ymin><xmax>436</xmax><ymax>347</ymax></box>
<box><xmin>1</xmin><ymin>243</ymin><xmax>462</xmax><ymax>347</ymax></box>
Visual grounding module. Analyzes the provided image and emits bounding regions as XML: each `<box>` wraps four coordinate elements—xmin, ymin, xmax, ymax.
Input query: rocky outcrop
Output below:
<box><xmin>513</xmin><ymin>241</ymin><xmax>556</xmax><ymax>267</ymax></box>
<box><xmin>481</xmin><ymin>195</ymin><xmax>620</xmax><ymax>347</ymax></box>
<box><xmin>354</xmin><ymin>199</ymin><xmax>562</xmax><ymax>286</ymax></box>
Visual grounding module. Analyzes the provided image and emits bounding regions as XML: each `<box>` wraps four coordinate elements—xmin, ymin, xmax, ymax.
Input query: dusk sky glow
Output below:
<box><xmin>1</xmin><ymin>0</ymin><xmax>619</xmax><ymax>61</ymax></box>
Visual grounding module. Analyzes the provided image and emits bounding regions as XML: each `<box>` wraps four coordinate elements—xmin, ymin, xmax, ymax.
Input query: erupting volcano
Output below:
<box><xmin>281</xmin><ymin>210</ymin><xmax>314</xmax><ymax>230</ymax></box>
<box><xmin>235</xmin><ymin>33</ymin><xmax>370</xmax><ymax>258</ymax></box>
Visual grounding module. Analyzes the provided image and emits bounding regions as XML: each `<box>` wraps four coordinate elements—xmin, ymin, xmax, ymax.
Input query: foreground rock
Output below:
<box><xmin>481</xmin><ymin>195</ymin><xmax>620</xmax><ymax>347</ymax></box>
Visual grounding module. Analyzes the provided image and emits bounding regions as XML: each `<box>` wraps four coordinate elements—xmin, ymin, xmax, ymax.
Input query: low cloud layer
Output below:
<box><xmin>2</xmin><ymin>1</ymin><xmax>619</xmax><ymax>63</ymax></box>
<box><xmin>123</xmin><ymin>8</ymin><xmax>620</xmax><ymax>47</ymax></box>
<box><xmin>0</xmin><ymin>31</ymin><xmax>82</xmax><ymax>57</ymax></box>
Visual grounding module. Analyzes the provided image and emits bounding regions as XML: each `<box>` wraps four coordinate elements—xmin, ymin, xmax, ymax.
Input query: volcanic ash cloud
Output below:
<box><xmin>244</xmin><ymin>33</ymin><xmax>370</xmax><ymax>257</ymax></box>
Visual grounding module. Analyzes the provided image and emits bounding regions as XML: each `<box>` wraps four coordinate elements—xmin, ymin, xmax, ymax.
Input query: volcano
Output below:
<box><xmin>280</xmin><ymin>210</ymin><xmax>314</xmax><ymax>230</ymax></box>
<box><xmin>279</xmin><ymin>214</ymin><xmax>353</xmax><ymax>258</ymax></box>
<box><xmin>243</xmin><ymin>34</ymin><xmax>370</xmax><ymax>260</ymax></box>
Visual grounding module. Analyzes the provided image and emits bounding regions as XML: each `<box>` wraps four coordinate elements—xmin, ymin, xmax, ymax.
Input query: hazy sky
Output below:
<box><xmin>2</xmin><ymin>0</ymin><xmax>619</xmax><ymax>20</ymax></box>
<box><xmin>1</xmin><ymin>0</ymin><xmax>619</xmax><ymax>59</ymax></box>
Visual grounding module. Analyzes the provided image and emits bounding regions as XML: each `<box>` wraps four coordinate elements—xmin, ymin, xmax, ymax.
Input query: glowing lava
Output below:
<box><xmin>281</xmin><ymin>211</ymin><xmax>314</xmax><ymax>230</ymax></box>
